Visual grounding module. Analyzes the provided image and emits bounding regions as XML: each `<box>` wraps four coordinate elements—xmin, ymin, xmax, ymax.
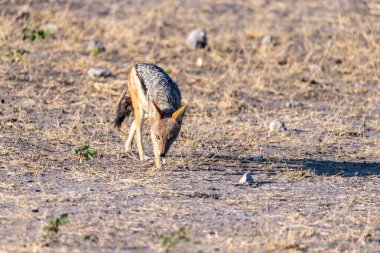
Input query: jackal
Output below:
<box><xmin>114</xmin><ymin>63</ymin><xmax>187</xmax><ymax>168</ymax></box>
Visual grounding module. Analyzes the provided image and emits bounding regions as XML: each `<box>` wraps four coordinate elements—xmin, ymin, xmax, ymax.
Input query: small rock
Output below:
<box><xmin>251</xmin><ymin>155</ymin><xmax>264</xmax><ymax>162</ymax></box>
<box><xmin>285</xmin><ymin>99</ymin><xmax>301</xmax><ymax>108</ymax></box>
<box><xmin>196</xmin><ymin>57</ymin><xmax>203</xmax><ymax>67</ymax></box>
<box><xmin>261</xmin><ymin>35</ymin><xmax>272</xmax><ymax>45</ymax></box>
<box><xmin>87</xmin><ymin>68</ymin><xmax>111</xmax><ymax>78</ymax></box>
<box><xmin>308</xmin><ymin>64</ymin><xmax>321</xmax><ymax>74</ymax></box>
<box><xmin>186</xmin><ymin>28</ymin><xmax>207</xmax><ymax>49</ymax></box>
<box><xmin>15</xmin><ymin>7</ymin><xmax>30</xmax><ymax>21</ymax></box>
<box><xmin>40</xmin><ymin>23</ymin><xmax>58</xmax><ymax>33</ymax></box>
<box><xmin>175</xmin><ymin>46</ymin><xmax>184</xmax><ymax>53</ymax></box>
<box><xmin>269</xmin><ymin>119</ymin><xmax>287</xmax><ymax>132</ymax></box>
<box><xmin>285</xmin><ymin>101</ymin><xmax>293</xmax><ymax>108</ymax></box>
<box><xmin>278</xmin><ymin>58</ymin><xmax>287</xmax><ymax>65</ymax></box>
<box><xmin>87</xmin><ymin>40</ymin><xmax>106</xmax><ymax>53</ymax></box>
<box><xmin>239</xmin><ymin>171</ymin><xmax>254</xmax><ymax>185</ymax></box>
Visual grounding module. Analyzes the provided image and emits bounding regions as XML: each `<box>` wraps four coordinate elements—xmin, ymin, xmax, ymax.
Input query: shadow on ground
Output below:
<box><xmin>195</xmin><ymin>154</ymin><xmax>380</xmax><ymax>177</ymax></box>
<box><xmin>278</xmin><ymin>158</ymin><xmax>380</xmax><ymax>177</ymax></box>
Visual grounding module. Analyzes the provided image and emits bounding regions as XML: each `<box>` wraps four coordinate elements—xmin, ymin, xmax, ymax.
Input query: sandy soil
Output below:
<box><xmin>1</xmin><ymin>0</ymin><xmax>380</xmax><ymax>252</ymax></box>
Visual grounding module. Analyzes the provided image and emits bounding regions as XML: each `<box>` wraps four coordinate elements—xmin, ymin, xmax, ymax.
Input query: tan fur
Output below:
<box><xmin>172</xmin><ymin>105</ymin><xmax>187</xmax><ymax>123</ymax></box>
<box><xmin>124</xmin><ymin>65</ymin><xmax>187</xmax><ymax>168</ymax></box>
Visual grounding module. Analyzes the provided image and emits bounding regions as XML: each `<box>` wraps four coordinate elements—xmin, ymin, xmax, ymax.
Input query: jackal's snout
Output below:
<box><xmin>159</xmin><ymin>142</ymin><xmax>166</xmax><ymax>157</ymax></box>
<box><xmin>158</xmin><ymin>138</ymin><xmax>172</xmax><ymax>157</ymax></box>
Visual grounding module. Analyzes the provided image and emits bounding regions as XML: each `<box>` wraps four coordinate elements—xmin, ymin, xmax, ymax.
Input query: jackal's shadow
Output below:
<box><xmin>204</xmin><ymin>154</ymin><xmax>380</xmax><ymax>177</ymax></box>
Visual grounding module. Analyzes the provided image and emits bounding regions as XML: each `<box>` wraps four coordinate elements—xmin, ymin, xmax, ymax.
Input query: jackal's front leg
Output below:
<box><xmin>134</xmin><ymin>110</ymin><xmax>150</xmax><ymax>161</ymax></box>
<box><xmin>151</xmin><ymin>131</ymin><xmax>162</xmax><ymax>168</ymax></box>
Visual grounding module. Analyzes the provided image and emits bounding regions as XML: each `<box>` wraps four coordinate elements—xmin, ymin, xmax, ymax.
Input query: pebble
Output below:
<box><xmin>278</xmin><ymin>58</ymin><xmax>287</xmax><ymax>65</ymax></box>
<box><xmin>269</xmin><ymin>119</ymin><xmax>287</xmax><ymax>132</ymax></box>
<box><xmin>186</xmin><ymin>28</ymin><xmax>207</xmax><ymax>49</ymax></box>
<box><xmin>15</xmin><ymin>7</ymin><xmax>30</xmax><ymax>21</ymax></box>
<box><xmin>87</xmin><ymin>40</ymin><xmax>106</xmax><ymax>52</ymax></box>
<box><xmin>285</xmin><ymin>99</ymin><xmax>300</xmax><ymax>108</ymax></box>
<box><xmin>40</xmin><ymin>23</ymin><xmax>58</xmax><ymax>33</ymax></box>
<box><xmin>239</xmin><ymin>171</ymin><xmax>254</xmax><ymax>185</ymax></box>
<box><xmin>196</xmin><ymin>57</ymin><xmax>203</xmax><ymax>67</ymax></box>
<box><xmin>87</xmin><ymin>68</ymin><xmax>111</xmax><ymax>78</ymax></box>
<box><xmin>175</xmin><ymin>46</ymin><xmax>184</xmax><ymax>53</ymax></box>
<box><xmin>251</xmin><ymin>155</ymin><xmax>264</xmax><ymax>162</ymax></box>
<box><xmin>261</xmin><ymin>35</ymin><xmax>272</xmax><ymax>45</ymax></box>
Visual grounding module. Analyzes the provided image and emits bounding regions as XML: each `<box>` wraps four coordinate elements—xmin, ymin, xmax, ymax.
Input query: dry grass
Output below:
<box><xmin>1</xmin><ymin>0</ymin><xmax>380</xmax><ymax>252</ymax></box>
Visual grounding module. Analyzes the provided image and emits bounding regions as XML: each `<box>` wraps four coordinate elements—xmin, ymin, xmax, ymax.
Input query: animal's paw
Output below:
<box><xmin>124</xmin><ymin>144</ymin><xmax>132</xmax><ymax>153</ymax></box>
<box><xmin>141</xmin><ymin>154</ymin><xmax>151</xmax><ymax>161</ymax></box>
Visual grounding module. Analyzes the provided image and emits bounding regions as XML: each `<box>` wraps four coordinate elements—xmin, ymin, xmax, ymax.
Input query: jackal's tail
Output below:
<box><xmin>114</xmin><ymin>89</ymin><xmax>132</xmax><ymax>128</ymax></box>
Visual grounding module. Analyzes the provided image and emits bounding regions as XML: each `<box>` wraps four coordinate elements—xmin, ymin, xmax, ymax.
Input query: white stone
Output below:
<box><xmin>196</xmin><ymin>57</ymin><xmax>203</xmax><ymax>67</ymax></box>
<box><xmin>269</xmin><ymin>119</ymin><xmax>287</xmax><ymax>132</ymax></box>
<box><xmin>87</xmin><ymin>68</ymin><xmax>111</xmax><ymax>78</ymax></box>
<box><xmin>239</xmin><ymin>171</ymin><xmax>254</xmax><ymax>185</ymax></box>
<box><xmin>186</xmin><ymin>28</ymin><xmax>207</xmax><ymax>49</ymax></box>
<box><xmin>261</xmin><ymin>35</ymin><xmax>272</xmax><ymax>45</ymax></box>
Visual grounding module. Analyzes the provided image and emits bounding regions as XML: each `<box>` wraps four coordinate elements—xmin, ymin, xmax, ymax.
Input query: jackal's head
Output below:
<box><xmin>149</xmin><ymin>101</ymin><xmax>187</xmax><ymax>157</ymax></box>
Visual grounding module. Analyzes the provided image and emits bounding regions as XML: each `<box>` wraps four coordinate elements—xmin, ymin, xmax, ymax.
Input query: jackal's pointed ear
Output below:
<box><xmin>150</xmin><ymin>100</ymin><xmax>162</xmax><ymax>120</ymax></box>
<box><xmin>172</xmin><ymin>104</ymin><xmax>188</xmax><ymax>123</ymax></box>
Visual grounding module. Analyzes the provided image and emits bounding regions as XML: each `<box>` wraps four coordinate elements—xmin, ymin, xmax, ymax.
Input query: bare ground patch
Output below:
<box><xmin>1</xmin><ymin>0</ymin><xmax>380</xmax><ymax>252</ymax></box>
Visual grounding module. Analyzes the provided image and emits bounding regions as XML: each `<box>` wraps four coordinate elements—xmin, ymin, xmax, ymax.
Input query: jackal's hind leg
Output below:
<box><xmin>125</xmin><ymin>121</ymin><xmax>136</xmax><ymax>152</ymax></box>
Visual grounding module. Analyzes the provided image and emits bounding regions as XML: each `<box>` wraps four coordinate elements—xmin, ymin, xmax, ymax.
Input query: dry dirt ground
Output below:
<box><xmin>1</xmin><ymin>0</ymin><xmax>380</xmax><ymax>252</ymax></box>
